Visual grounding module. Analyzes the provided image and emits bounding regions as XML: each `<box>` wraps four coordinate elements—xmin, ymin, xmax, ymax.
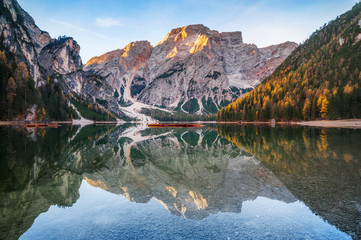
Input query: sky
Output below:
<box><xmin>18</xmin><ymin>0</ymin><xmax>359</xmax><ymax>63</ymax></box>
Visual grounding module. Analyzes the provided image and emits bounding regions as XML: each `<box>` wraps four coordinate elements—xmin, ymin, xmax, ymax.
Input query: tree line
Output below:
<box><xmin>218</xmin><ymin>3</ymin><xmax>361</xmax><ymax>121</ymax></box>
<box><xmin>0</xmin><ymin>50</ymin><xmax>78</xmax><ymax>121</ymax></box>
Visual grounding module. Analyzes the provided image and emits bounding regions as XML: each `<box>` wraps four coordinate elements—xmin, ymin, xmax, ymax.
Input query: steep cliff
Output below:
<box><xmin>39</xmin><ymin>37</ymin><xmax>84</xmax><ymax>92</ymax></box>
<box><xmin>0</xmin><ymin>0</ymin><xmax>51</xmax><ymax>83</ymax></box>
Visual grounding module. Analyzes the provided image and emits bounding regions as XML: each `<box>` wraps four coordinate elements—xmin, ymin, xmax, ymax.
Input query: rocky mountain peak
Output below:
<box><xmin>156</xmin><ymin>24</ymin><xmax>211</xmax><ymax>45</ymax></box>
<box><xmin>82</xmin><ymin>40</ymin><xmax>154</xmax><ymax>109</ymax></box>
<box><xmin>155</xmin><ymin>24</ymin><xmax>214</xmax><ymax>57</ymax></box>
<box><xmin>156</xmin><ymin>24</ymin><xmax>244</xmax><ymax>48</ymax></box>
<box><xmin>125</xmin><ymin>25</ymin><xmax>297</xmax><ymax>113</ymax></box>
<box><xmin>2</xmin><ymin>0</ymin><xmax>51</xmax><ymax>52</ymax></box>
<box><xmin>36</xmin><ymin>37</ymin><xmax>84</xmax><ymax>91</ymax></box>
<box><xmin>39</xmin><ymin>37</ymin><xmax>82</xmax><ymax>76</ymax></box>
<box><xmin>119</xmin><ymin>41</ymin><xmax>153</xmax><ymax>63</ymax></box>
<box><xmin>182</xmin><ymin>24</ymin><xmax>211</xmax><ymax>35</ymax></box>
<box><xmin>85</xmin><ymin>40</ymin><xmax>152</xmax><ymax>69</ymax></box>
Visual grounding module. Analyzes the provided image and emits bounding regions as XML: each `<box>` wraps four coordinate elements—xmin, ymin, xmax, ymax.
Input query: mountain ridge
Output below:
<box><xmin>0</xmin><ymin>0</ymin><xmax>297</xmax><ymax>121</ymax></box>
<box><xmin>83</xmin><ymin>23</ymin><xmax>297</xmax><ymax>117</ymax></box>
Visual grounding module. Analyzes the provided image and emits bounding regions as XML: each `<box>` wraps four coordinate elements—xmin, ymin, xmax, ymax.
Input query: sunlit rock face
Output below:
<box><xmin>83</xmin><ymin>41</ymin><xmax>153</xmax><ymax>105</ymax></box>
<box><xmin>84</xmin><ymin>24</ymin><xmax>297</xmax><ymax>114</ymax></box>
<box><xmin>39</xmin><ymin>38</ymin><xmax>82</xmax><ymax>76</ymax></box>
<box><xmin>135</xmin><ymin>25</ymin><xmax>296</xmax><ymax>111</ymax></box>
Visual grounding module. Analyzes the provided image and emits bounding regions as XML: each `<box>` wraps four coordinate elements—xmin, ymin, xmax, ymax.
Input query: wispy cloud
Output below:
<box><xmin>95</xmin><ymin>18</ymin><xmax>123</xmax><ymax>28</ymax></box>
<box><xmin>50</xmin><ymin>19</ymin><xmax>107</xmax><ymax>39</ymax></box>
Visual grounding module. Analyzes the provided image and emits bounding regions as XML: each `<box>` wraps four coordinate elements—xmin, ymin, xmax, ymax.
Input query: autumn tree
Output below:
<box><xmin>302</xmin><ymin>98</ymin><xmax>311</xmax><ymax>120</ymax></box>
<box><xmin>217</xmin><ymin>2</ymin><xmax>361</xmax><ymax>121</ymax></box>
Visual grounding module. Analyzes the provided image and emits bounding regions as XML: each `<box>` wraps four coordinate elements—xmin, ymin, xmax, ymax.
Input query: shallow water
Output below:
<box><xmin>0</xmin><ymin>124</ymin><xmax>360</xmax><ymax>239</ymax></box>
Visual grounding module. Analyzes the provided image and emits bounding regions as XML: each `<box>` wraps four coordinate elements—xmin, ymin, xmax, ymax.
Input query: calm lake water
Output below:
<box><xmin>0</xmin><ymin>124</ymin><xmax>360</xmax><ymax>240</ymax></box>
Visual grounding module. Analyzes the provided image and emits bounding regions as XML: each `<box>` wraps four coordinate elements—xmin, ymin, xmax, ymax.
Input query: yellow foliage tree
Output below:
<box><xmin>303</xmin><ymin>98</ymin><xmax>311</xmax><ymax>120</ymax></box>
<box><xmin>14</xmin><ymin>62</ymin><xmax>29</xmax><ymax>81</ymax></box>
<box><xmin>320</xmin><ymin>98</ymin><xmax>329</xmax><ymax>118</ymax></box>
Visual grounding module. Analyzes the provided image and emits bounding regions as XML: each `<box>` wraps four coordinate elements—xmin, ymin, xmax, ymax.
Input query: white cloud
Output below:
<box><xmin>95</xmin><ymin>18</ymin><xmax>123</xmax><ymax>28</ymax></box>
<box><xmin>50</xmin><ymin>19</ymin><xmax>107</xmax><ymax>39</ymax></box>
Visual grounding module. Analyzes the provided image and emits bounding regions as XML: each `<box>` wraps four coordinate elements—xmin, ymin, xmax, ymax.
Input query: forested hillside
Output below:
<box><xmin>218</xmin><ymin>3</ymin><xmax>361</xmax><ymax>121</ymax></box>
<box><xmin>0</xmin><ymin>51</ymin><xmax>79</xmax><ymax>120</ymax></box>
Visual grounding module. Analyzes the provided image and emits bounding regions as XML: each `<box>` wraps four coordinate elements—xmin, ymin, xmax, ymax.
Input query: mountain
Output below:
<box><xmin>0</xmin><ymin>0</ymin><xmax>133</xmax><ymax>121</ymax></box>
<box><xmin>0</xmin><ymin>0</ymin><xmax>90</xmax><ymax>120</ymax></box>
<box><xmin>0</xmin><ymin>0</ymin><xmax>296</xmax><ymax>121</ymax></box>
<box><xmin>218</xmin><ymin>3</ymin><xmax>361</xmax><ymax>121</ymax></box>
<box><xmin>85</xmin><ymin>24</ymin><xmax>296</xmax><ymax>116</ymax></box>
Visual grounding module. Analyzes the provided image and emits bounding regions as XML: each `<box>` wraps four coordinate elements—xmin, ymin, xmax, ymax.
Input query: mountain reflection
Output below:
<box><xmin>0</xmin><ymin>124</ymin><xmax>360</xmax><ymax>239</ymax></box>
<box><xmin>217</xmin><ymin>125</ymin><xmax>361</xmax><ymax>240</ymax></box>
<box><xmin>83</xmin><ymin>127</ymin><xmax>295</xmax><ymax>220</ymax></box>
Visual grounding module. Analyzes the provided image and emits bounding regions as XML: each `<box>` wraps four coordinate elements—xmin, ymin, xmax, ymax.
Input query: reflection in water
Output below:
<box><xmin>0</xmin><ymin>125</ymin><xmax>122</xmax><ymax>240</ymax></box>
<box><xmin>84</xmin><ymin>128</ymin><xmax>295</xmax><ymax>220</ymax></box>
<box><xmin>0</xmin><ymin>124</ymin><xmax>359</xmax><ymax>239</ymax></box>
<box><xmin>218</xmin><ymin>125</ymin><xmax>361</xmax><ymax>239</ymax></box>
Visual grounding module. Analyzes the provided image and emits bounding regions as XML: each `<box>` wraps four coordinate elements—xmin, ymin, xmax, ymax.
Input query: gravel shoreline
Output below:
<box><xmin>1</xmin><ymin>119</ymin><xmax>361</xmax><ymax>128</ymax></box>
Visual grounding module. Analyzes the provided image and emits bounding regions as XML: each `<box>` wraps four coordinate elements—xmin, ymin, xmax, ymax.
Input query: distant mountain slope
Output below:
<box><xmin>218</xmin><ymin>3</ymin><xmax>361</xmax><ymax>121</ymax></box>
<box><xmin>84</xmin><ymin>24</ymin><xmax>296</xmax><ymax>115</ymax></box>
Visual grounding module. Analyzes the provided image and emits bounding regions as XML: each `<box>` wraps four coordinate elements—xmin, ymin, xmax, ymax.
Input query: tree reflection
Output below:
<box><xmin>217</xmin><ymin>124</ymin><xmax>361</xmax><ymax>239</ymax></box>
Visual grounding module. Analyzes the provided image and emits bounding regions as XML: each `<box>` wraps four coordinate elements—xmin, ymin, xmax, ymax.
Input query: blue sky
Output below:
<box><xmin>18</xmin><ymin>0</ymin><xmax>358</xmax><ymax>63</ymax></box>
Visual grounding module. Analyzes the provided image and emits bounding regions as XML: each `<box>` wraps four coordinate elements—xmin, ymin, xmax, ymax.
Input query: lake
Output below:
<box><xmin>0</xmin><ymin>124</ymin><xmax>360</xmax><ymax>240</ymax></box>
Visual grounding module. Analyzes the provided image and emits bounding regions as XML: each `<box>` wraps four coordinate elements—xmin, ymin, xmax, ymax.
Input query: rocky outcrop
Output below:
<box><xmin>0</xmin><ymin>0</ymin><xmax>51</xmax><ymax>83</ymax></box>
<box><xmin>39</xmin><ymin>38</ymin><xmax>82</xmax><ymax>75</ymax></box>
<box><xmin>84</xmin><ymin>24</ymin><xmax>297</xmax><ymax>114</ymax></box>
<box><xmin>0</xmin><ymin>0</ymin><xmax>84</xmax><ymax>91</ymax></box>
<box><xmin>39</xmin><ymin>37</ymin><xmax>84</xmax><ymax>92</ymax></box>
<box><xmin>84</xmin><ymin>41</ymin><xmax>153</xmax><ymax>105</ymax></box>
